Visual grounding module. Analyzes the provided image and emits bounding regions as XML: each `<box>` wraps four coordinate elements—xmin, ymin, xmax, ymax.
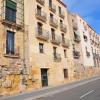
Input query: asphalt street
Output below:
<box><xmin>37</xmin><ymin>77</ymin><xmax>100</xmax><ymax>100</ymax></box>
<box><xmin>1</xmin><ymin>76</ymin><xmax>100</xmax><ymax>100</ymax></box>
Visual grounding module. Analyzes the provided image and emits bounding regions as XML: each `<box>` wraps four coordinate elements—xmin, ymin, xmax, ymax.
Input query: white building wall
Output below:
<box><xmin>76</xmin><ymin>15</ymin><xmax>94</xmax><ymax>68</ymax></box>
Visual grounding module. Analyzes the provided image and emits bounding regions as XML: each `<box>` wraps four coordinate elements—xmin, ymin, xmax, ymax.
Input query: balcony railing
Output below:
<box><xmin>0</xmin><ymin>1</ymin><xmax>24</xmax><ymax>31</ymax></box>
<box><xmin>73</xmin><ymin>22</ymin><xmax>78</xmax><ymax>30</ymax></box>
<box><xmin>62</xmin><ymin>39</ymin><xmax>70</xmax><ymax>48</ymax></box>
<box><xmin>0</xmin><ymin>13</ymin><xmax>24</xmax><ymax>31</ymax></box>
<box><xmin>86</xmin><ymin>51</ymin><xmax>90</xmax><ymax>57</ymax></box>
<box><xmin>73</xmin><ymin>50</ymin><xmax>80</xmax><ymax>59</ymax></box>
<box><xmin>36</xmin><ymin>28</ymin><xmax>49</xmax><ymax>41</ymax></box>
<box><xmin>49</xmin><ymin>4</ymin><xmax>56</xmax><ymax>13</ymax></box>
<box><xmin>51</xmin><ymin>35</ymin><xmax>61</xmax><ymax>45</ymax></box>
<box><xmin>59</xmin><ymin>10</ymin><xmax>65</xmax><ymax>19</ymax></box>
<box><xmin>3</xmin><ymin>44</ymin><xmax>20</xmax><ymax>58</ymax></box>
<box><xmin>49</xmin><ymin>18</ymin><xmax>58</xmax><ymax>28</ymax></box>
<box><xmin>35</xmin><ymin>9</ymin><xmax>47</xmax><ymax>22</ymax></box>
<box><xmin>53</xmin><ymin>53</ymin><xmax>61</xmax><ymax>62</ymax></box>
<box><xmin>36</xmin><ymin>0</ymin><xmax>45</xmax><ymax>5</ymax></box>
<box><xmin>60</xmin><ymin>23</ymin><xmax>67</xmax><ymax>33</ymax></box>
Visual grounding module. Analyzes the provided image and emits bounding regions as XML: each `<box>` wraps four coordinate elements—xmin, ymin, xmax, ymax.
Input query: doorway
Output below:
<box><xmin>41</xmin><ymin>69</ymin><xmax>48</xmax><ymax>87</ymax></box>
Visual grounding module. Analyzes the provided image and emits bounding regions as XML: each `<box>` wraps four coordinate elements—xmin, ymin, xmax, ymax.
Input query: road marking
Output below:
<box><xmin>80</xmin><ymin>90</ymin><xmax>94</xmax><ymax>99</ymax></box>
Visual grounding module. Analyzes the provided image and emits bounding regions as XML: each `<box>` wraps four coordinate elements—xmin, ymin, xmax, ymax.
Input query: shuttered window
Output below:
<box><xmin>5</xmin><ymin>0</ymin><xmax>16</xmax><ymax>22</ymax></box>
<box><xmin>6</xmin><ymin>0</ymin><xmax>16</xmax><ymax>10</ymax></box>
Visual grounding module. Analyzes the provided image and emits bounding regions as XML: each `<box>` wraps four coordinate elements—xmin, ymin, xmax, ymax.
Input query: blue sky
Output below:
<box><xmin>63</xmin><ymin>0</ymin><xmax>100</xmax><ymax>34</ymax></box>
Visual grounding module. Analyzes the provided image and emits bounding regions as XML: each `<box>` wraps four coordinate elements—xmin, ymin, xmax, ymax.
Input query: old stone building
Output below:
<box><xmin>0</xmin><ymin>0</ymin><xmax>25</xmax><ymax>95</ymax></box>
<box><xmin>0</xmin><ymin>0</ymin><xmax>99</xmax><ymax>96</ymax></box>
<box><xmin>68</xmin><ymin>13</ymin><xmax>85</xmax><ymax>80</ymax></box>
<box><xmin>24</xmin><ymin>0</ymin><xmax>74</xmax><ymax>91</ymax></box>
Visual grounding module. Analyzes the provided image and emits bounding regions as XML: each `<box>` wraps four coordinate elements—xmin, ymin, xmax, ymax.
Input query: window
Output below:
<box><xmin>62</xmin><ymin>34</ymin><xmax>65</xmax><ymax>42</ymax></box>
<box><xmin>51</xmin><ymin>28</ymin><xmax>55</xmax><ymax>40</ymax></box>
<box><xmin>53</xmin><ymin>47</ymin><xmax>57</xmax><ymax>58</ymax></box>
<box><xmin>59</xmin><ymin>6</ymin><xmax>61</xmax><ymax>14</ymax></box>
<box><xmin>60</xmin><ymin>20</ymin><xmax>63</xmax><ymax>26</ymax></box>
<box><xmin>74</xmin><ymin>32</ymin><xmax>77</xmax><ymax>38</ymax></box>
<box><xmin>63</xmin><ymin>69</ymin><xmax>68</xmax><ymax>78</ymax></box>
<box><xmin>83</xmin><ymin>35</ymin><xmax>88</xmax><ymax>42</ymax></box>
<box><xmin>49</xmin><ymin>0</ymin><xmax>52</xmax><ymax>7</ymax></box>
<box><xmin>5</xmin><ymin>0</ymin><xmax>16</xmax><ymax>23</ymax></box>
<box><xmin>64</xmin><ymin>50</ymin><xmax>67</xmax><ymax>58</ymax></box>
<box><xmin>50</xmin><ymin>13</ymin><xmax>53</xmax><ymax>19</ymax></box>
<box><xmin>60</xmin><ymin>20</ymin><xmax>63</xmax><ymax>24</ymax></box>
<box><xmin>6</xmin><ymin>30</ymin><xmax>15</xmax><ymax>54</ymax></box>
<box><xmin>37</xmin><ymin>5</ymin><xmax>41</xmax><ymax>15</ymax></box>
<box><xmin>37</xmin><ymin>22</ymin><xmax>43</xmax><ymax>34</ymax></box>
<box><xmin>39</xmin><ymin>43</ymin><xmax>44</xmax><ymax>53</ymax></box>
<box><xmin>85</xmin><ymin>47</ymin><xmax>90</xmax><ymax>57</ymax></box>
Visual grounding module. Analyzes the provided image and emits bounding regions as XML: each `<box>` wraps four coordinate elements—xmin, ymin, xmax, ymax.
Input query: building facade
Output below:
<box><xmin>68</xmin><ymin>14</ymin><xmax>100</xmax><ymax>77</ymax></box>
<box><xmin>89</xmin><ymin>26</ymin><xmax>100</xmax><ymax>74</ymax></box>
<box><xmin>76</xmin><ymin>15</ymin><xmax>94</xmax><ymax>69</ymax></box>
<box><xmin>0</xmin><ymin>0</ymin><xmax>99</xmax><ymax>96</ymax></box>
<box><xmin>68</xmin><ymin>13</ymin><xmax>85</xmax><ymax>80</ymax></box>
<box><xmin>0</xmin><ymin>0</ymin><xmax>74</xmax><ymax>95</ymax></box>
<box><xmin>24</xmin><ymin>0</ymin><xmax>74</xmax><ymax>91</ymax></box>
<box><xmin>0</xmin><ymin>0</ymin><xmax>25</xmax><ymax>95</ymax></box>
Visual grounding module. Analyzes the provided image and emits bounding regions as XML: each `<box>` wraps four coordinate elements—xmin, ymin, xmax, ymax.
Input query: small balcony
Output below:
<box><xmin>59</xmin><ymin>11</ymin><xmax>65</xmax><ymax>19</ymax></box>
<box><xmin>51</xmin><ymin>35</ymin><xmax>61</xmax><ymax>45</ymax></box>
<box><xmin>49</xmin><ymin>18</ymin><xmax>58</xmax><ymax>28</ymax></box>
<box><xmin>0</xmin><ymin>14</ymin><xmax>24</xmax><ymax>31</ymax></box>
<box><xmin>53</xmin><ymin>53</ymin><xmax>61</xmax><ymax>62</ymax></box>
<box><xmin>49</xmin><ymin>4</ymin><xmax>56</xmax><ymax>13</ymax></box>
<box><xmin>60</xmin><ymin>23</ymin><xmax>67</xmax><ymax>33</ymax></box>
<box><xmin>35</xmin><ymin>9</ymin><xmax>47</xmax><ymax>22</ymax></box>
<box><xmin>73</xmin><ymin>50</ymin><xmax>80</xmax><ymax>59</ymax></box>
<box><xmin>74</xmin><ymin>32</ymin><xmax>81</xmax><ymax>43</ymax></box>
<box><xmin>86</xmin><ymin>51</ymin><xmax>90</xmax><ymax>57</ymax></box>
<box><xmin>73</xmin><ymin>22</ymin><xmax>78</xmax><ymax>30</ymax></box>
<box><xmin>36</xmin><ymin>0</ymin><xmax>45</xmax><ymax>5</ymax></box>
<box><xmin>0</xmin><ymin>2</ymin><xmax>24</xmax><ymax>31</ymax></box>
<box><xmin>36</xmin><ymin>28</ymin><xmax>49</xmax><ymax>41</ymax></box>
<box><xmin>3</xmin><ymin>44</ymin><xmax>20</xmax><ymax>58</ymax></box>
<box><xmin>62</xmin><ymin>39</ymin><xmax>70</xmax><ymax>48</ymax></box>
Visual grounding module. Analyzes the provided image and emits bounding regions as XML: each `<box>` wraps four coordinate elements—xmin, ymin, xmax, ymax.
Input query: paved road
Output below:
<box><xmin>37</xmin><ymin>77</ymin><xmax>100</xmax><ymax>100</ymax></box>
<box><xmin>1</xmin><ymin>76</ymin><xmax>100</xmax><ymax>100</ymax></box>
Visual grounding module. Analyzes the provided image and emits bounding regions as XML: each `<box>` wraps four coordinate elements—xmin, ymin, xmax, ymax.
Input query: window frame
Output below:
<box><xmin>6</xmin><ymin>30</ymin><xmax>15</xmax><ymax>54</ymax></box>
<box><xmin>39</xmin><ymin>43</ymin><xmax>44</xmax><ymax>53</ymax></box>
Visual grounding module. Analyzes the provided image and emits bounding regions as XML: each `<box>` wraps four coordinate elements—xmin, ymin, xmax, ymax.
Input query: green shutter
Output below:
<box><xmin>6</xmin><ymin>0</ymin><xmax>16</xmax><ymax>10</ymax></box>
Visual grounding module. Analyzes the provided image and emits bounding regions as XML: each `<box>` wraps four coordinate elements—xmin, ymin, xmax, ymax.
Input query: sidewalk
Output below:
<box><xmin>1</xmin><ymin>75</ymin><xmax>100</xmax><ymax>100</ymax></box>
